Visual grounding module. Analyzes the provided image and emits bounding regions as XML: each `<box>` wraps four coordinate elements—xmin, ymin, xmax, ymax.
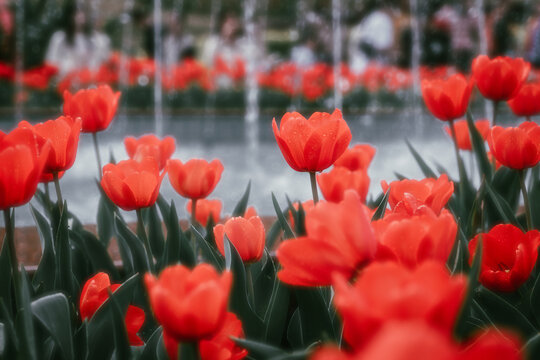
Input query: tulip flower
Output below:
<box><xmin>288</xmin><ymin>199</ymin><xmax>315</xmax><ymax>231</ymax></box>
<box><xmin>333</xmin><ymin>261</ymin><xmax>467</xmax><ymax>350</ymax></box>
<box><xmin>186</xmin><ymin>199</ymin><xmax>222</xmax><ymax>226</ymax></box>
<box><xmin>421</xmin><ymin>74</ymin><xmax>473</xmax><ymax>122</ymax></box>
<box><xmin>469</xmin><ymin>224</ymin><xmax>540</xmax><ymax>292</ymax></box>
<box><xmin>101</xmin><ymin>157</ymin><xmax>165</xmax><ymax>211</ymax></box>
<box><xmin>507</xmin><ymin>83</ymin><xmax>540</xmax><ymax>120</ymax></box>
<box><xmin>80</xmin><ymin>273</ymin><xmax>145</xmax><ymax>346</ymax></box>
<box><xmin>472</xmin><ymin>55</ymin><xmax>530</xmax><ymax>102</ymax></box>
<box><xmin>443</xmin><ymin>119</ymin><xmax>490</xmax><ymax>151</ymax></box>
<box><xmin>317</xmin><ymin>167</ymin><xmax>370</xmax><ymax>203</ymax></box>
<box><xmin>459</xmin><ymin>329</ymin><xmax>523</xmax><ymax>360</ymax></box>
<box><xmin>488</xmin><ymin>123</ymin><xmax>540</xmax><ymax>170</ymax></box>
<box><xmin>214</xmin><ymin>214</ymin><xmax>265</xmax><ymax>263</ymax></box>
<box><xmin>163</xmin><ymin>312</ymin><xmax>248</xmax><ymax>360</ymax></box>
<box><xmin>167</xmin><ymin>158</ymin><xmax>224</xmax><ymax>224</ymax></box>
<box><xmin>272</xmin><ymin>109</ymin><xmax>351</xmax><ymax>202</ymax></box>
<box><xmin>381</xmin><ymin>174</ymin><xmax>454</xmax><ymax>215</ymax></box>
<box><xmin>372</xmin><ymin>208</ymin><xmax>457</xmax><ymax>268</ymax></box>
<box><xmin>124</xmin><ymin>134</ymin><xmax>176</xmax><ymax>170</ymax></box>
<box><xmin>277</xmin><ymin>191</ymin><xmax>376</xmax><ymax>286</ymax></box>
<box><xmin>333</xmin><ymin>144</ymin><xmax>376</xmax><ymax>172</ymax></box>
<box><xmin>63</xmin><ymin>84</ymin><xmax>121</xmax><ymax>133</ymax></box>
<box><xmin>144</xmin><ymin>264</ymin><xmax>232</xmax><ymax>342</ymax></box>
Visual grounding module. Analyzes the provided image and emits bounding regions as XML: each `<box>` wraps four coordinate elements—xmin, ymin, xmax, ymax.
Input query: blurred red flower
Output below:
<box><xmin>144</xmin><ymin>264</ymin><xmax>232</xmax><ymax>342</ymax></box>
<box><xmin>507</xmin><ymin>83</ymin><xmax>540</xmax><ymax>118</ymax></box>
<box><xmin>443</xmin><ymin>119</ymin><xmax>490</xmax><ymax>151</ymax></box>
<box><xmin>488</xmin><ymin>122</ymin><xmax>540</xmax><ymax>170</ymax></box>
<box><xmin>272</xmin><ymin>109</ymin><xmax>351</xmax><ymax>173</ymax></box>
<box><xmin>317</xmin><ymin>167</ymin><xmax>370</xmax><ymax>203</ymax></box>
<box><xmin>333</xmin><ymin>144</ymin><xmax>376</xmax><ymax>172</ymax></box>
<box><xmin>167</xmin><ymin>158</ymin><xmax>224</xmax><ymax>200</ymax></box>
<box><xmin>421</xmin><ymin>74</ymin><xmax>473</xmax><ymax>121</ymax></box>
<box><xmin>187</xmin><ymin>199</ymin><xmax>222</xmax><ymax>226</ymax></box>
<box><xmin>214</xmin><ymin>213</ymin><xmax>265</xmax><ymax>263</ymax></box>
<box><xmin>124</xmin><ymin>134</ymin><xmax>176</xmax><ymax>170</ymax></box>
<box><xmin>472</xmin><ymin>55</ymin><xmax>530</xmax><ymax>101</ymax></box>
<box><xmin>469</xmin><ymin>224</ymin><xmax>540</xmax><ymax>292</ymax></box>
<box><xmin>79</xmin><ymin>272</ymin><xmax>145</xmax><ymax>346</ymax></box>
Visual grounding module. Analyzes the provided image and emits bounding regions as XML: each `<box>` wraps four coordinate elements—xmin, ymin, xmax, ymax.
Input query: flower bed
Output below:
<box><xmin>1</xmin><ymin>54</ymin><xmax>540</xmax><ymax>360</ymax></box>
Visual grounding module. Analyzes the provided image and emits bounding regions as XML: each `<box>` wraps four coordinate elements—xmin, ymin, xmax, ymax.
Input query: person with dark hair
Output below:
<box><xmin>163</xmin><ymin>12</ymin><xmax>195</xmax><ymax>69</ymax></box>
<box><xmin>527</xmin><ymin>3</ymin><xmax>540</xmax><ymax>67</ymax></box>
<box><xmin>45</xmin><ymin>3</ymin><xmax>110</xmax><ymax>77</ymax></box>
<box><xmin>492</xmin><ymin>2</ymin><xmax>527</xmax><ymax>57</ymax></box>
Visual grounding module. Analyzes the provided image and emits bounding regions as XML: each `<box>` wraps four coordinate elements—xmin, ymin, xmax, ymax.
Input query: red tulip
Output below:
<box><xmin>0</xmin><ymin>128</ymin><xmax>50</xmax><ymax>210</ymax></box>
<box><xmin>317</xmin><ymin>167</ymin><xmax>370</xmax><ymax>203</ymax></box>
<box><xmin>488</xmin><ymin>122</ymin><xmax>540</xmax><ymax>170</ymax></box>
<box><xmin>167</xmin><ymin>158</ymin><xmax>224</xmax><ymax>200</ymax></box>
<box><xmin>333</xmin><ymin>261</ymin><xmax>466</xmax><ymax>350</ymax></box>
<box><xmin>187</xmin><ymin>199</ymin><xmax>222</xmax><ymax>226</ymax></box>
<box><xmin>469</xmin><ymin>224</ymin><xmax>540</xmax><ymax>292</ymax></box>
<box><xmin>124</xmin><ymin>134</ymin><xmax>176</xmax><ymax>170</ymax></box>
<box><xmin>40</xmin><ymin>170</ymin><xmax>65</xmax><ymax>184</ymax></box>
<box><xmin>333</xmin><ymin>144</ymin><xmax>376</xmax><ymax>172</ymax></box>
<box><xmin>421</xmin><ymin>74</ymin><xmax>473</xmax><ymax>121</ymax></box>
<box><xmin>507</xmin><ymin>83</ymin><xmax>540</xmax><ymax>117</ymax></box>
<box><xmin>272</xmin><ymin>109</ymin><xmax>352</xmax><ymax>172</ymax></box>
<box><xmin>460</xmin><ymin>329</ymin><xmax>523</xmax><ymax>360</ymax></box>
<box><xmin>472</xmin><ymin>55</ymin><xmax>530</xmax><ymax>101</ymax></box>
<box><xmin>310</xmin><ymin>346</ymin><xmax>353</xmax><ymax>360</ymax></box>
<box><xmin>381</xmin><ymin>174</ymin><xmax>454</xmax><ymax>215</ymax></box>
<box><xmin>214</xmin><ymin>214</ymin><xmax>265</xmax><ymax>263</ymax></box>
<box><xmin>277</xmin><ymin>191</ymin><xmax>376</xmax><ymax>286</ymax></box>
<box><xmin>288</xmin><ymin>200</ymin><xmax>315</xmax><ymax>230</ymax></box>
<box><xmin>18</xmin><ymin>116</ymin><xmax>81</xmax><ymax>175</ymax></box>
<box><xmin>145</xmin><ymin>264</ymin><xmax>232</xmax><ymax>342</ymax></box>
<box><xmin>101</xmin><ymin>157</ymin><xmax>165</xmax><ymax>211</ymax></box>
<box><xmin>443</xmin><ymin>119</ymin><xmax>491</xmax><ymax>151</ymax></box>
<box><xmin>373</xmin><ymin>208</ymin><xmax>457</xmax><ymax>268</ymax></box>
<box><xmin>79</xmin><ymin>272</ymin><xmax>145</xmax><ymax>346</ymax></box>
<box><xmin>163</xmin><ymin>312</ymin><xmax>248</xmax><ymax>360</ymax></box>
<box><xmin>63</xmin><ymin>84</ymin><xmax>121</xmax><ymax>133</ymax></box>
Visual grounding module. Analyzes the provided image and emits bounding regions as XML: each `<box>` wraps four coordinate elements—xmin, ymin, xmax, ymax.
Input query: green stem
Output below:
<box><xmin>136</xmin><ymin>208</ymin><xmax>155</xmax><ymax>273</ymax></box>
<box><xmin>92</xmin><ymin>132</ymin><xmax>103</xmax><ymax>181</ymax></box>
<box><xmin>3</xmin><ymin>209</ymin><xmax>20</xmax><ymax>307</ymax></box>
<box><xmin>44</xmin><ymin>182</ymin><xmax>52</xmax><ymax>214</ymax></box>
<box><xmin>309</xmin><ymin>172</ymin><xmax>319</xmax><ymax>204</ymax></box>
<box><xmin>492</xmin><ymin>100</ymin><xmax>499</xmax><ymax>126</ymax></box>
<box><xmin>179</xmin><ymin>342</ymin><xmax>201</xmax><ymax>360</ymax></box>
<box><xmin>527</xmin><ymin>116</ymin><xmax>532</xmax><ymax>123</ymax></box>
<box><xmin>519</xmin><ymin>170</ymin><xmax>533</xmax><ymax>231</ymax></box>
<box><xmin>191</xmin><ymin>198</ymin><xmax>197</xmax><ymax>226</ymax></box>
<box><xmin>246</xmin><ymin>264</ymin><xmax>255</xmax><ymax>307</ymax></box>
<box><xmin>449</xmin><ymin>119</ymin><xmax>467</xmax><ymax>183</ymax></box>
<box><xmin>53</xmin><ymin>172</ymin><xmax>64</xmax><ymax>214</ymax></box>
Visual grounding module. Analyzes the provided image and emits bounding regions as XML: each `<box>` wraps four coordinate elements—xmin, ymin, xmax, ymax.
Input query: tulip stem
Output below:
<box><xmin>449</xmin><ymin>119</ymin><xmax>467</xmax><ymax>184</ymax></box>
<box><xmin>136</xmin><ymin>208</ymin><xmax>154</xmax><ymax>273</ymax></box>
<box><xmin>527</xmin><ymin>116</ymin><xmax>532</xmax><ymax>123</ymax></box>
<box><xmin>519</xmin><ymin>170</ymin><xmax>533</xmax><ymax>231</ymax></box>
<box><xmin>3</xmin><ymin>209</ymin><xmax>20</xmax><ymax>306</ymax></box>
<box><xmin>492</xmin><ymin>101</ymin><xmax>499</xmax><ymax>126</ymax></box>
<box><xmin>246</xmin><ymin>264</ymin><xmax>255</xmax><ymax>307</ymax></box>
<box><xmin>191</xmin><ymin>199</ymin><xmax>197</xmax><ymax>226</ymax></box>
<box><xmin>179</xmin><ymin>342</ymin><xmax>201</xmax><ymax>360</ymax></box>
<box><xmin>92</xmin><ymin>132</ymin><xmax>103</xmax><ymax>181</ymax></box>
<box><xmin>53</xmin><ymin>172</ymin><xmax>64</xmax><ymax>214</ymax></box>
<box><xmin>309</xmin><ymin>172</ymin><xmax>319</xmax><ymax>204</ymax></box>
<box><xmin>44</xmin><ymin>182</ymin><xmax>53</xmax><ymax>214</ymax></box>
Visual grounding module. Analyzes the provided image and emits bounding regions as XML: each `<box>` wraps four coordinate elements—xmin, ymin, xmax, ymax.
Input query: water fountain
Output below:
<box><xmin>153</xmin><ymin>0</ymin><xmax>164</xmax><ymax>136</ymax></box>
<box><xmin>332</xmin><ymin>0</ymin><xmax>343</xmax><ymax>110</ymax></box>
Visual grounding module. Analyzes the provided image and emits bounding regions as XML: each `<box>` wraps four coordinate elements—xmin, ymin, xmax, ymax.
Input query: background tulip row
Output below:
<box><xmin>2</xmin><ymin>54</ymin><xmax>540</xmax><ymax>360</ymax></box>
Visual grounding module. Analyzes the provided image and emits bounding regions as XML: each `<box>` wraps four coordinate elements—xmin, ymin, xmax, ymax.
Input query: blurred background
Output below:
<box><xmin>1</xmin><ymin>0</ymin><xmax>539</xmax><ymax>224</ymax></box>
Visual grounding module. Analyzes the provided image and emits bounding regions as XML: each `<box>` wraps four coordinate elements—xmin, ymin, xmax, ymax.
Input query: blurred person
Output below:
<box><xmin>163</xmin><ymin>12</ymin><xmax>195</xmax><ymax>69</ymax></box>
<box><xmin>348</xmin><ymin>0</ymin><xmax>394</xmax><ymax>74</ymax></box>
<box><xmin>45</xmin><ymin>3</ymin><xmax>110</xmax><ymax>77</ymax></box>
<box><xmin>492</xmin><ymin>2</ymin><xmax>528</xmax><ymax>57</ymax></box>
<box><xmin>421</xmin><ymin>1</ymin><xmax>452</xmax><ymax>67</ymax></box>
<box><xmin>0</xmin><ymin>0</ymin><xmax>13</xmax><ymax>62</ymax></box>
<box><xmin>526</xmin><ymin>3</ymin><xmax>540</xmax><ymax>67</ymax></box>
<box><xmin>291</xmin><ymin>24</ymin><xmax>319</xmax><ymax>68</ymax></box>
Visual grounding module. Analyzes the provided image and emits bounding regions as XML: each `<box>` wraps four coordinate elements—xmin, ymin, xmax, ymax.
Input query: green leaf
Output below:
<box><xmin>69</xmin><ymin>229</ymin><xmax>120</xmax><ymax>281</ymax></box>
<box><xmin>286</xmin><ymin>309</ymin><xmax>303</xmax><ymax>348</ymax></box>
<box><xmin>17</xmin><ymin>269</ymin><xmax>37</xmax><ymax>360</ymax></box>
<box><xmin>466</xmin><ymin>111</ymin><xmax>492</xmax><ymax>181</ymax></box>
<box><xmin>524</xmin><ymin>333</ymin><xmax>540</xmax><ymax>360</ymax></box>
<box><xmin>0</xmin><ymin>236</ymin><xmax>13</xmax><ymax>313</ymax></box>
<box><xmin>96</xmin><ymin>182</ymin><xmax>117</xmax><ymax>247</ymax></box>
<box><xmin>54</xmin><ymin>201</ymin><xmax>75</xmax><ymax>300</ymax></box>
<box><xmin>232</xmin><ymin>338</ymin><xmax>285</xmax><ymax>359</ymax></box>
<box><xmin>148</xmin><ymin>205</ymin><xmax>165</xmax><ymax>260</ymax></box>
<box><xmin>114</xmin><ymin>215</ymin><xmax>150</xmax><ymax>275</ymax></box>
<box><xmin>108</xmin><ymin>289</ymin><xmax>132</xmax><ymax>360</ymax></box>
<box><xmin>139</xmin><ymin>327</ymin><xmax>163</xmax><ymax>360</ymax></box>
<box><xmin>191</xmin><ymin>226</ymin><xmax>224</xmax><ymax>270</ymax></box>
<box><xmin>271</xmin><ymin>193</ymin><xmax>295</xmax><ymax>240</ymax></box>
<box><xmin>179</xmin><ymin>342</ymin><xmax>200</xmax><ymax>360</ymax></box>
<box><xmin>232</xmin><ymin>181</ymin><xmax>251</xmax><ymax>217</ymax></box>
<box><xmin>160</xmin><ymin>202</ymin><xmax>195</xmax><ymax>269</ymax></box>
<box><xmin>30</xmin><ymin>206</ymin><xmax>56</xmax><ymax>293</ymax></box>
<box><xmin>31</xmin><ymin>293</ymin><xmax>73</xmax><ymax>360</ymax></box>
<box><xmin>264</xmin><ymin>276</ymin><xmax>290</xmax><ymax>346</ymax></box>
<box><xmin>224</xmin><ymin>238</ymin><xmax>264</xmax><ymax>339</ymax></box>
<box><xmin>265</xmin><ymin>220</ymin><xmax>283</xmax><ymax>251</ymax></box>
<box><xmin>405</xmin><ymin>139</ymin><xmax>437</xmax><ymax>178</ymax></box>
<box><xmin>371</xmin><ymin>187</ymin><xmax>390</xmax><ymax>221</ymax></box>
<box><xmin>294</xmin><ymin>287</ymin><xmax>336</xmax><ymax>344</ymax></box>
<box><xmin>476</xmin><ymin>286</ymin><xmax>537</xmax><ymax>337</ymax></box>
<box><xmin>156</xmin><ymin>195</ymin><xmax>172</xmax><ymax>229</ymax></box>
<box><xmin>0</xmin><ymin>299</ymin><xmax>18</xmax><ymax>354</ymax></box>
<box><xmin>484</xmin><ymin>181</ymin><xmax>520</xmax><ymax>228</ymax></box>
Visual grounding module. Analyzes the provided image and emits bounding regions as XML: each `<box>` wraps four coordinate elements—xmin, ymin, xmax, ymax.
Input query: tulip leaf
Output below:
<box><xmin>271</xmin><ymin>193</ymin><xmax>295</xmax><ymax>239</ymax></box>
<box><xmin>17</xmin><ymin>269</ymin><xmax>37</xmax><ymax>360</ymax></box>
<box><xmin>263</xmin><ymin>274</ymin><xmax>290</xmax><ymax>346</ymax></box>
<box><xmin>148</xmin><ymin>205</ymin><xmax>165</xmax><ymax>260</ymax></box>
<box><xmin>405</xmin><ymin>139</ymin><xmax>437</xmax><ymax>178</ymax></box>
<box><xmin>466</xmin><ymin>111</ymin><xmax>492</xmax><ymax>181</ymax></box>
<box><xmin>191</xmin><ymin>226</ymin><xmax>224</xmax><ymax>270</ymax></box>
<box><xmin>139</xmin><ymin>327</ymin><xmax>163</xmax><ymax>360</ymax></box>
<box><xmin>96</xmin><ymin>186</ymin><xmax>116</xmax><ymax>247</ymax></box>
<box><xmin>294</xmin><ymin>287</ymin><xmax>336</xmax><ymax>344</ymax></box>
<box><xmin>30</xmin><ymin>206</ymin><xmax>55</xmax><ymax>293</ymax></box>
<box><xmin>54</xmin><ymin>201</ymin><xmax>75</xmax><ymax>300</ymax></box>
<box><xmin>161</xmin><ymin>202</ymin><xmax>195</xmax><ymax>269</ymax></box>
<box><xmin>73</xmin><ymin>323</ymin><xmax>87</xmax><ymax>360</ymax></box>
<box><xmin>484</xmin><ymin>181</ymin><xmax>520</xmax><ymax>228</ymax></box>
<box><xmin>286</xmin><ymin>309</ymin><xmax>303</xmax><ymax>348</ymax></box>
<box><xmin>114</xmin><ymin>215</ymin><xmax>150</xmax><ymax>275</ymax></box>
<box><xmin>371</xmin><ymin>187</ymin><xmax>391</xmax><ymax>221</ymax></box>
<box><xmin>476</xmin><ymin>286</ymin><xmax>538</xmax><ymax>337</ymax></box>
<box><xmin>224</xmin><ymin>237</ymin><xmax>264</xmax><ymax>339</ymax></box>
<box><xmin>0</xmin><ymin>300</ymin><xmax>17</xmax><ymax>357</ymax></box>
<box><xmin>528</xmin><ymin>179</ymin><xmax>540</xmax><ymax>229</ymax></box>
<box><xmin>108</xmin><ymin>289</ymin><xmax>132</xmax><ymax>360</ymax></box>
<box><xmin>232</xmin><ymin>338</ymin><xmax>285</xmax><ymax>359</ymax></box>
<box><xmin>0</xmin><ymin>233</ymin><xmax>13</xmax><ymax>313</ymax></box>
<box><xmin>454</xmin><ymin>238</ymin><xmax>482</xmax><ymax>340</ymax></box>
<box><xmin>447</xmin><ymin>227</ymin><xmax>469</xmax><ymax>275</ymax></box>
<box><xmin>69</xmin><ymin>229</ymin><xmax>120</xmax><ymax>281</ymax></box>
<box><xmin>31</xmin><ymin>293</ymin><xmax>73</xmax><ymax>360</ymax></box>
<box><xmin>265</xmin><ymin>220</ymin><xmax>283</xmax><ymax>251</ymax></box>
<box><xmin>232</xmin><ymin>180</ymin><xmax>251</xmax><ymax>217</ymax></box>
<box><xmin>155</xmin><ymin>334</ymin><xmax>170</xmax><ymax>360</ymax></box>
<box><xmin>86</xmin><ymin>274</ymin><xmax>138</xmax><ymax>360</ymax></box>
<box><xmin>529</xmin><ymin>266</ymin><xmax>540</xmax><ymax>325</ymax></box>
<box><xmin>156</xmin><ymin>195</ymin><xmax>172</xmax><ymax>229</ymax></box>
<box><xmin>524</xmin><ymin>333</ymin><xmax>540</xmax><ymax>360</ymax></box>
